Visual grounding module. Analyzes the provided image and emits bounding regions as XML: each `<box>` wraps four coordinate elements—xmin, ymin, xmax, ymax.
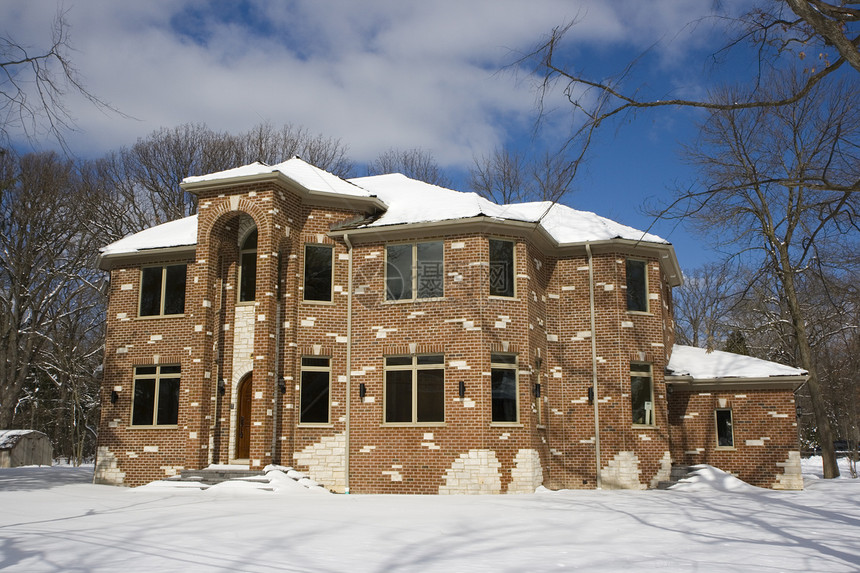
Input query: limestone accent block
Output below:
<box><xmin>772</xmin><ymin>451</ymin><xmax>804</xmax><ymax>491</ymax></box>
<box><xmin>231</xmin><ymin>305</ymin><xmax>256</xmax><ymax>381</ymax></box>
<box><xmin>93</xmin><ymin>446</ymin><xmax>126</xmax><ymax>486</ymax></box>
<box><xmin>507</xmin><ymin>449</ymin><xmax>544</xmax><ymax>493</ymax></box>
<box><xmin>601</xmin><ymin>451</ymin><xmax>646</xmax><ymax>490</ymax></box>
<box><xmin>439</xmin><ymin>449</ymin><xmax>502</xmax><ymax>495</ymax></box>
<box><xmin>649</xmin><ymin>452</ymin><xmax>673</xmax><ymax>488</ymax></box>
<box><xmin>292</xmin><ymin>432</ymin><xmax>346</xmax><ymax>493</ymax></box>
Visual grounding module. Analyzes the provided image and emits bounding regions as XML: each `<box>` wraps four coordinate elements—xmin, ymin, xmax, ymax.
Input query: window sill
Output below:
<box><xmin>381</xmin><ymin>422</ymin><xmax>446</xmax><ymax>427</ymax></box>
<box><xmin>490</xmin><ymin>422</ymin><xmax>523</xmax><ymax>428</ymax></box>
<box><xmin>632</xmin><ymin>424</ymin><xmax>658</xmax><ymax>430</ymax></box>
<box><xmin>298</xmin><ymin>423</ymin><xmax>333</xmax><ymax>428</ymax></box>
<box><xmin>626</xmin><ymin>310</ymin><xmax>653</xmax><ymax>316</ymax></box>
<box><xmin>488</xmin><ymin>295</ymin><xmax>519</xmax><ymax>301</ymax></box>
<box><xmin>715</xmin><ymin>446</ymin><xmax>736</xmax><ymax>451</ymax></box>
<box><xmin>301</xmin><ymin>299</ymin><xmax>335</xmax><ymax>305</ymax></box>
<box><xmin>381</xmin><ymin>297</ymin><xmax>446</xmax><ymax>304</ymax></box>
<box><xmin>135</xmin><ymin>313</ymin><xmax>185</xmax><ymax>321</ymax></box>
<box><xmin>127</xmin><ymin>425</ymin><xmax>179</xmax><ymax>430</ymax></box>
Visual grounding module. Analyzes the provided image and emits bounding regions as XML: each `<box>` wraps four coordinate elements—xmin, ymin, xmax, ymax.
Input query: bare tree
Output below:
<box><xmin>527</xmin><ymin>1</ymin><xmax>860</xmax><ymax>194</ymax></box>
<box><xmin>470</xmin><ymin>146</ymin><xmax>577</xmax><ymax>204</ymax></box>
<box><xmin>0</xmin><ymin>152</ymin><xmax>99</xmax><ymax>428</ymax></box>
<box><xmin>0</xmin><ymin>10</ymin><xmax>117</xmax><ymax>151</ymax></box>
<box><xmin>671</xmin><ymin>72</ymin><xmax>859</xmax><ymax>478</ymax></box>
<box><xmin>673</xmin><ymin>263</ymin><xmax>737</xmax><ymax>348</ymax></box>
<box><xmin>367</xmin><ymin>148</ymin><xmax>451</xmax><ymax>187</ymax></box>
<box><xmin>239</xmin><ymin>122</ymin><xmax>354</xmax><ymax>177</ymax></box>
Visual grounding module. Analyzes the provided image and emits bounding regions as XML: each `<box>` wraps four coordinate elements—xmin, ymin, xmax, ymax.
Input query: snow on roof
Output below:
<box><xmin>102</xmin><ymin>163</ymin><xmax>668</xmax><ymax>259</ymax></box>
<box><xmin>349</xmin><ymin>173</ymin><xmax>667</xmax><ymax>244</ymax></box>
<box><xmin>183</xmin><ymin>157</ymin><xmax>371</xmax><ymax>198</ymax></box>
<box><xmin>667</xmin><ymin>345</ymin><xmax>806</xmax><ymax>380</ymax></box>
<box><xmin>0</xmin><ymin>429</ymin><xmax>45</xmax><ymax>449</ymax></box>
<box><xmin>100</xmin><ymin>215</ymin><xmax>198</xmax><ymax>257</ymax></box>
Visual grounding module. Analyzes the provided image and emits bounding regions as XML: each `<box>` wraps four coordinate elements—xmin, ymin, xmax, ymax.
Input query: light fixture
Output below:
<box><xmin>458</xmin><ymin>381</ymin><xmax>466</xmax><ymax>399</ymax></box>
<box><xmin>533</xmin><ymin>383</ymin><xmax>541</xmax><ymax>398</ymax></box>
<box><xmin>278</xmin><ymin>380</ymin><xmax>287</xmax><ymax>395</ymax></box>
<box><xmin>588</xmin><ymin>387</ymin><xmax>594</xmax><ymax>404</ymax></box>
<box><xmin>359</xmin><ymin>383</ymin><xmax>366</xmax><ymax>399</ymax></box>
<box><xmin>110</xmin><ymin>390</ymin><xmax>119</xmax><ymax>404</ymax></box>
<box><xmin>218</xmin><ymin>379</ymin><xmax>226</xmax><ymax>396</ymax></box>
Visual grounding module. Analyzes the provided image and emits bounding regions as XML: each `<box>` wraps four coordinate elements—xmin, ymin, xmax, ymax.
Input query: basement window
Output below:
<box><xmin>131</xmin><ymin>365</ymin><xmax>180</xmax><ymax>426</ymax></box>
<box><xmin>384</xmin><ymin>355</ymin><xmax>444</xmax><ymax>424</ymax></box>
<box><xmin>139</xmin><ymin>264</ymin><xmax>186</xmax><ymax>316</ymax></box>
<box><xmin>630</xmin><ymin>363</ymin><xmax>654</xmax><ymax>426</ymax></box>
<box><xmin>385</xmin><ymin>242</ymin><xmax>444</xmax><ymax>300</ymax></box>
<box><xmin>300</xmin><ymin>357</ymin><xmax>331</xmax><ymax>424</ymax></box>
<box><xmin>626</xmin><ymin>259</ymin><xmax>648</xmax><ymax>312</ymax></box>
<box><xmin>716</xmin><ymin>409</ymin><xmax>734</xmax><ymax>448</ymax></box>
<box><xmin>304</xmin><ymin>244</ymin><xmax>334</xmax><ymax>302</ymax></box>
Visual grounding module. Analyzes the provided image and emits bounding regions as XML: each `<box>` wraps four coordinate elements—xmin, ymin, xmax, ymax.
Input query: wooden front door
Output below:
<box><xmin>235</xmin><ymin>375</ymin><xmax>252</xmax><ymax>459</ymax></box>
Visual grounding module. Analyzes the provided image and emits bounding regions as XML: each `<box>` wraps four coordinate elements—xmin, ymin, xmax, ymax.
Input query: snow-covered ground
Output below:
<box><xmin>0</xmin><ymin>458</ymin><xmax>856</xmax><ymax>572</ymax></box>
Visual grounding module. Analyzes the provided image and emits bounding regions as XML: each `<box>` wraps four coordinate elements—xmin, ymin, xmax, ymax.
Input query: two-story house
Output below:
<box><xmin>94</xmin><ymin>158</ymin><xmax>806</xmax><ymax>492</ymax></box>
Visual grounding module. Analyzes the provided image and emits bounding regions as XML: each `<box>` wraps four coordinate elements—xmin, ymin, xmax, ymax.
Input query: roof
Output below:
<box><xmin>100</xmin><ymin>215</ymin><xmax>198</xmax><ymax>257</ymax></box>
<box><xmin>0</xmin><ymin>429</ymin><xmax>48</xmax><ymax>450</ymax></box>
<box><xmin>100</xmin><ymin>159</ymin><xmax>674</xmax><ymax>265</ymax></box>
<box><xmin>666</xmin><ymin>345</ymin><xmax>807</xmax><ymax>388</ymax></box>
<box><xmin>182</xmin><ymin>157</ymin><xmax>371</xmax><ymax>198</ymax></box>
<box><xmin>347</xmin><ymin>173</ymin><xmax>668</xmax><ymax>245</ymax></box>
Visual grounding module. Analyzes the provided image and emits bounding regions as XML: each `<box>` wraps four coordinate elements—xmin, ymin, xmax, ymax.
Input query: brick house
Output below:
<box><xmin>94</xmin><ymin>158</ymin><xmax>806</xmax><ymax>492</ymax></box>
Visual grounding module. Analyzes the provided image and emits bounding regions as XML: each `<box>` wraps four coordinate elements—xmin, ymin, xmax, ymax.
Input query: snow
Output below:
<box><xmin>1</xmin><ymin>459</ymin><xmax>857</xmax><ymax>572</ymax></box>
<box><xmin>102</xmin><ymin>166</ymin><xmax>669</xmax><ymax>257</ymax></box>
<box><xmin>350</xmin><ymin>173</ymin><xmax>668</xmax><ymax>244</ymax></box>
<box><xmin>183</xmin><ymin>157</ymin><xmax>371</xmax><ymax>197</ymax></box>
<box><xmin>99</xmin><ymin>214</ymin><xmax>198</xmax><ymax>256</ymax></box>
<box><xmin>668</xmin><ymin>344</ymin><xmax>807</xmax><ymax>379</ymax></box>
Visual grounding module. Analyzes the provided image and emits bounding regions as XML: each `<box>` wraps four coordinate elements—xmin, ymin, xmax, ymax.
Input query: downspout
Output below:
<box><xmin>343</xmin><ymin>233</ymin><xmax>354</xmax><ymax>494</ymax></box>
<box><xmin>270</xmin><ymin>251</ymin><xmax>284</xmax><ymax>464</ymax></box>
<box><xmin>586</xmin><ymin>243</ymin><xmax>602</xmax><ymax>489</ymax></box>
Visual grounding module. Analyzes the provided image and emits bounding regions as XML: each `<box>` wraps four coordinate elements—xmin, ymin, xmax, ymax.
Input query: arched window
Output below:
<box><xmin>238</xmin><ymin>229</ymin><xmax>257</xmax><ymax>302</ymax></box>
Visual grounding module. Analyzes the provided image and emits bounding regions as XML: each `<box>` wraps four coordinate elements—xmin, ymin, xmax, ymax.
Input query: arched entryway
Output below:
<box><xmin>235</xmin><ymin>374</ymin><xmax>253</xmax><ymax>461</ymax></box>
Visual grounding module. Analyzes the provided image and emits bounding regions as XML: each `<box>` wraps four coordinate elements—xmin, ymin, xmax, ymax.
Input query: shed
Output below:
<box><xmin>0</xmin><ymin>430</ymin><xmax>53</xmax><ymax>468</ymax></box>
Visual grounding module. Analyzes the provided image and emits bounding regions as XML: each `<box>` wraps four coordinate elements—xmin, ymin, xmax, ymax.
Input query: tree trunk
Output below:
<box><xmin>781</xmin><ymin>254</ymin><xmax>840</xmax><ymax>478</ymax></box>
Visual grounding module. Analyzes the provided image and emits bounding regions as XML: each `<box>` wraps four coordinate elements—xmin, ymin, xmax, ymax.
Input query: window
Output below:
<box><xmin>300</xmin><ymin>357</ymin><xmax>331</xmax><ymax>424</ymax></box>
<box><xmin>385</xmin><ymin>242</ymin><xmax>444</xmax><ymax>300</ymax></box>
<box><xmin>626</xmin><ymin>259</ymin><xmax>647</xmax><ymax>312</ymax></box>
<box><xmin>239</xmin><ymin>230</ymin><xmax>257</xmax><ymax>302</ymax></box>
<box><xmin>131</xmin><ymin>365</ymin><xmax>180</xmax><ymax>426</ymax></box>
<box><xmin>489</xmin><ymin>239</ymin><xmax>514</xmax><ymax>297</ymax></box>
<box><xmin>304</xmin><ymin>244</ymin><xmax>333</xmax><ymax>302</ymax></box>
<box><xmin>716</xmin><ymin>409</ymin><xmax>734</xmax><ymax>447</ymax></box>
<box><xmin>491</xmin><ymin>354</ymin><xmax>518</xmax><ymax>423</ymax></box>
<box><xmin>139</xmin><ymin>265</ymin><xmax>186</xmax><ymax>316</ymax></box>
<box><xmin>630</xmin><ymin>363</ymin><xmax>654</xmax><ymax>426</ymax></box>
<box><xmin>384</xmin><ymin>355</ymin><xmax>444</xmax><ymax>424</ymax></box>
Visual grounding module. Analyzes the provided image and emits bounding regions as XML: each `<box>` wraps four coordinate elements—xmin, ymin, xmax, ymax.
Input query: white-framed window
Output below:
<box><xmin>300</xmin><ymin>357</ymin><xmax>331</xmax><ymax>424</ymax></box>
<box><xmin>630</xmin><ymin>363</ymin><xmax>654</xmax><ymax>426</ymax></box>
<box><xmin>489</xmin><ymin>239</ymin><xmax>515</xmax><ymax>298</ymax></box>
<box><xmin>491</xmin><ymin>354</ymin><xmax>518</xmax><ymax>423</ymax></box>
<box><xmin>238</xmin><ymin>229</ymin><xmax>257</xmax><ymax>303</ymax></box>
<box><xmin>626</xmin><ymin>259</ymin><xmax>648</xmax><ymax>312</ymax></box>
<box><xmin>384</xmin><ymin>355</ymin><xmax>444</xmax><ymax>424</ymax></box>
<box><xmin>139</xmin><ymin>264</ymin><xmax>186</xmax><ymax>316</ymax></box>
<box><xmin>303</xmin><ymin>244</ymin><xmax>334</xmax><ymax>302</ymax></box>
<box><xmin>131</xmin><ymin>365</ymin><xmax>180</xmax><ymax>426</ymax></box>
<box><xmin>385</xmin><ymin>241</ymin><xmax>444</xmax><ymax>300</ymax></box>
<box><xmin>715</xmin><ymin>409</ymin><xmax>734</xmax><ymax>447</ymax></box>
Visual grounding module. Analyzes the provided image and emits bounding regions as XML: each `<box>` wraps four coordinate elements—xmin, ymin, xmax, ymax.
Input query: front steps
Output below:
<box><xmin>656</xmin><ymin>464</ymin><xmax>694</xmax><ymax>490</ymax></box>
<box><xmin>166</xmin><ymin>467</ymin><xmax>265</xmax><ymax>488</ymax></box>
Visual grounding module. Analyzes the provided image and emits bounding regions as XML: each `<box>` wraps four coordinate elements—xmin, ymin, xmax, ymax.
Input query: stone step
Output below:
<box><xmin>174</xmin><ymin>468</ymin><xmax>264</xmax><ymax>485</ymax></box>
<box><xmin>656</xmin><ymin>465</ymin><xmax>694</xmax><ymax>490</ymax></box>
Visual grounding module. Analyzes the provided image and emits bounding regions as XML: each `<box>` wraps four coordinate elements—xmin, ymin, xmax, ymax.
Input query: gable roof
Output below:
<box><xmin>666</xmin><ymin>345</ymin><xmax>807</xmax><ymax>390</ymax></box>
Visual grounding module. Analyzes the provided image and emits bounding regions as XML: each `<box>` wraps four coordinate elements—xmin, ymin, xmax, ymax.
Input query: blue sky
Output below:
<box><xmin>4</xmin><ymin>0</ymin><xmax>756</xmax><ymax>270</ymax></box>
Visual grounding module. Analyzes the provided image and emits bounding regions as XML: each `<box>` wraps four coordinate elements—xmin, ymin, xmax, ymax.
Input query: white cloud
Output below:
<box><xmin>3</xmin><ymin>0</ymin><xmax>735</xmax><ymax>169</ymax></box>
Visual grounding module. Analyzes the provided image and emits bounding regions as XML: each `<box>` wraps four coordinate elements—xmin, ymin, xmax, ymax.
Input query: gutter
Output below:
<box><xmin>586</xmin><ymin>243</ymin><xmax>602</xmax><ymax>489</ymax></box>
<box><xmin>343</xmin><ymin>233</ymin><xmax>354</xmax><ymax>494</ymax></box>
